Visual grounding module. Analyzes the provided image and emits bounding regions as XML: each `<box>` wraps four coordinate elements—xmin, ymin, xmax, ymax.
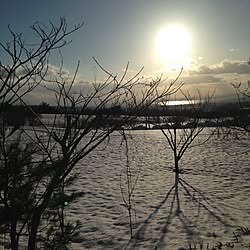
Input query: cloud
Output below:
<box><xmin>23</xmin><ymin>80</ymin><xmax>93</xmax><ymax>105</ymax></box>
<box><xmin>174</xmin><ymin>59</ymin><xmax>250</xmax><ymax>101</ymax></box>
<box><xmin>180</xmin><ymin>75</ymin><xmax>223</xmax><ymax>85</ymax></box>
<box><xmin>0</xmin><ymin>63</ymin><xmax>71</xmax><ymax>81</ymax></box>
<box><xmin>189</xmin><ymin>59</ymin><xmax>250</xmax><ymax>75</ymax></box>
<box><xmin>46</xmin><ymin>64</ymin><xmax>70</xmax><ymax>78</ymax></box>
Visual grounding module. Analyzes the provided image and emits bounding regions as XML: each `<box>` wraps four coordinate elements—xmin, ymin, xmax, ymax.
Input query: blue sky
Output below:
<box><xmin>1</xmin><ymin>0</ymin><xmax>250</xmax><ymax>102</ymax></box>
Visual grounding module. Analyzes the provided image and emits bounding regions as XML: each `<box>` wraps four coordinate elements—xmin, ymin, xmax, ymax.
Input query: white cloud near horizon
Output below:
<box><xmin>168</xmin><ymin>59</ymin><xmax>250</xmax><ymax>101</ymax></box>
<box><xmin>189</xmin><ymin>59</ymin><xmax>250</xmax><ymax>75</ymax></box>
<box><xmin>229</xmin><ymin>48</ymin><xmax>237</xmax><ymax>52</ymax></box>
<box><xmin>3</xmin><ymin>58</ymin><xmax>250</xmax><ymax>105</ymax></box>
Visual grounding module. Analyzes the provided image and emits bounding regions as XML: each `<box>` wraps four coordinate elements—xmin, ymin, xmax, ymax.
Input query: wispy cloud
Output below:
<box><xmin>180</xmin><ymin>75</ymin><xmax>223</xmax><ymax>85</ymax></box>
<box><xmin>229</xmin><ymin>48</ymin><xmax>237</xmax><ymax>52</ymax></box>
<box><xmin>0</xmin><ymin>63</ymin><xmax>71</xmax><ymax>80</ymax></box>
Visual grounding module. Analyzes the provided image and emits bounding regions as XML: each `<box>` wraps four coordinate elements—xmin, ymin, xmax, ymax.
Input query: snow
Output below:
<box><xmin>62</xmin><ymin>130</ymin><xmax>249</xmax><ymax>249</ymax></box>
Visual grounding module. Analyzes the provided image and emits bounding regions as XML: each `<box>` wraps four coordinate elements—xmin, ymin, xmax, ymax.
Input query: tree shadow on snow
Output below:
<box><xmin>126</xmin><ymin>171</ymin><xmax>245</xmax><ymax>249</ymax></box>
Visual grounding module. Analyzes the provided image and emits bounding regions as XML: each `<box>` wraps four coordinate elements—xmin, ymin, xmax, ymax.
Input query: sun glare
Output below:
<box><xmin>156</xmin><ymin>25</ymin><xmax>191</xmax><ymax>71</ymax></box>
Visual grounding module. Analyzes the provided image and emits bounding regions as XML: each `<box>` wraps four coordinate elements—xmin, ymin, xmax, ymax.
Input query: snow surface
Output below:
<box><xmin>61</xmin><ymin>129</ymin><xmax>250</xmax><ymax>249</ymax></box>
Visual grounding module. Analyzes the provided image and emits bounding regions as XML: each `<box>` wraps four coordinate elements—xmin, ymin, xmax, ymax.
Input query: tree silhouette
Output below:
<box><xmin>0</xmin><ymin>18</ymin><xmax>183</xmax><ymax>249</ymax></box>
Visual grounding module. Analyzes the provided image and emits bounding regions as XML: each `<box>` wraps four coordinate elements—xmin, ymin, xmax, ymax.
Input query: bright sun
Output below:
<box><xmin>156</xmin><ymin>25</ymin><xmax>191</xmax><ymax>71</ymax></box>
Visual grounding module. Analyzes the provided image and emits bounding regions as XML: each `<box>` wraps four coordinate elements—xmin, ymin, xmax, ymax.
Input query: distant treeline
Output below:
<box><xmin>1</xmin><ymin>101</ymin><xmax>250</xmax><ymax>116</ymax></box>
<box><xmin>1</xmin><ymin>101</ymin><xmax>249</xmax><ymax>128</ymax></box>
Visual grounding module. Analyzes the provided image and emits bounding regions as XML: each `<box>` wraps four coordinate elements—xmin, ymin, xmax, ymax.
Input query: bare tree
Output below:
<box><xmin>0</xmin><ymin>18</ymin><xmax>85</xmax><ymax>250</ymax></box>
<box><xmin>0</xmin><ymin>17</ymin><xmax>83</xmax><ymax>106</ymax></box>
<box><xmin>120</xmin><ymin>132</ymin><xmax>140</xmax><ymax>239</ymax></box>
<box><xmin>23</xmin><ymin>62</ymin><xmax>182</xmax><ymax>249</ymax></box>
<box><xmin>0</xmin><ymin>18</ymin><xmax>183</xmax><ymax>249</ymax></box>
<box><xmin>156</xmin><ymin>90</ymin><xmax>215</xmax><ymax>214</ymax></box>
<box><xmin>231</xmin><ymin>62</ymin><xmax>250</xmax><ymax>133</ymax></box>
<box><xmin>232</xmin><ymin>58</ymin><xmax>250</xmax><ymax>98</ymax></box>
<box><xmin>230</xmin><ymin>81</ymin><xmax>250</xmax><ymax>132</ymax></box>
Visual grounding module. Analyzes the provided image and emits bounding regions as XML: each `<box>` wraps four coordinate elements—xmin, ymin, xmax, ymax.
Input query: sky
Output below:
<box><xmin>1</xmin><ymin>0</ymin><xmax>250</xmax><ymax>103</ymax></box>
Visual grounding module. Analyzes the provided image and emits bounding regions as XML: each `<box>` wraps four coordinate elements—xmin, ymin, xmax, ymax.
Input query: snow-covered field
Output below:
<box><xmin>63</xmin><ymin>129</ymin><xmax>249</xmax><ymax>249</ymax></box>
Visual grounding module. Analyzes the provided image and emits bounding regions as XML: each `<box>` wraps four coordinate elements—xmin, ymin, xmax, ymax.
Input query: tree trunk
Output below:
<box><xmin>174</xmin><ymin>152</ymin><xmax>181</xmax><ymax>214</ymax></box>
<box><xmin>174</xmin><ymin>156</ymin><xmax>179</xmax><ymax>173</ymax></box>
<box><xmin>28</xmin><ymin>209</ymin><xmax>42</xmax><ymax>250</ymax></box>
<box><xmin>28</xmin><ymin>182</ymin><xmax>58</xmax><ymax>249</ymax></box>
<box><xmin>10</xmin><ymin>219</ymin><xmax>18</xmax><ymax>250</ymax></box>
<box><xmin>175</xmin><ymin>171</ymin><xmax>181</xmax><ymax>214</ymax></box>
